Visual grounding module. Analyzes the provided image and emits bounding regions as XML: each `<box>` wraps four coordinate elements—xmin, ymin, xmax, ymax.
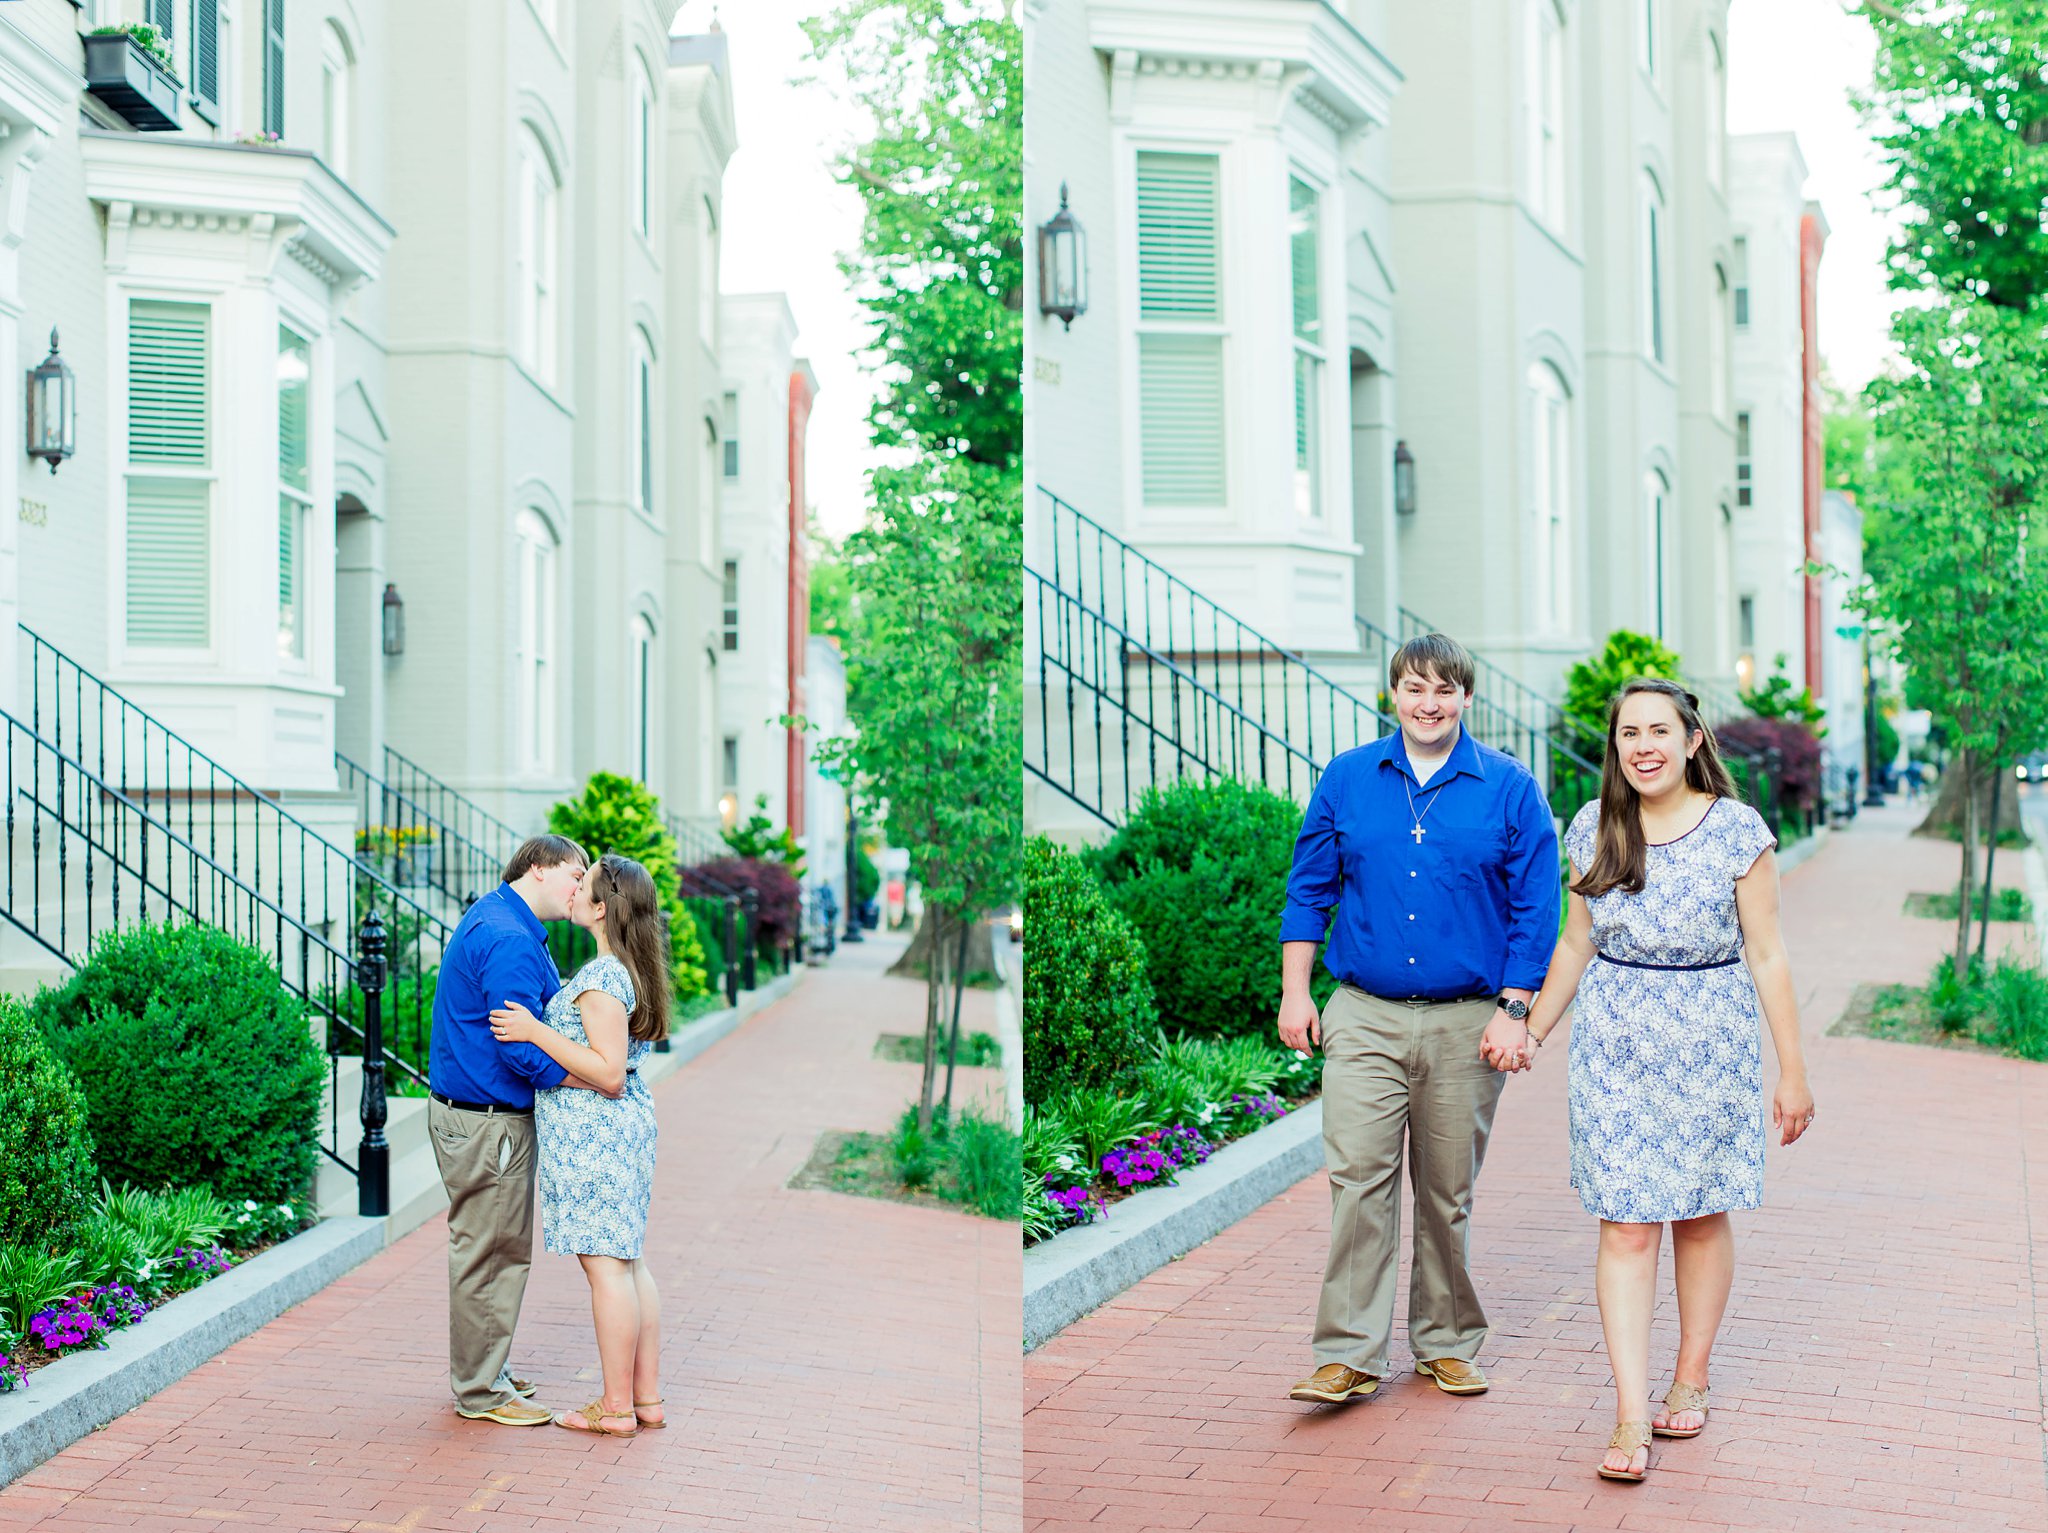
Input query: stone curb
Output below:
<box><xmin>1775</xmin><ymin>822</ymin><xmax>1828</xmax><ymax>878</ymax></box>
<box><xmin>0</xmin><ymin>1215</ymin><xmax>385</xmax><ymax>1487</ymax></box>
<box><xmin>638</xmin><ymin>966</ymin><xmax>805</xmax><ymax>1090</ymax></box>
<box><xmin>1023</xmin><ymin>1101</ymin><xmax>1325</xmax><ymax>1352</ymax></box>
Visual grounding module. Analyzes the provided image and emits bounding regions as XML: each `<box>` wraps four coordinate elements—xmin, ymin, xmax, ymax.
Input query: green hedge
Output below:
<box><xmin>0</xmin><ymin>996</ymin><xmax>96</xmax><ymax>1252</ymax></box>
<box><xmin>547</xmin><ymin>771</ymin><xmax>712</xmax><ymax>999</ymax></box>
<box><xmin>1090</xmin><ymin>778</ymin><xmax>1332</xmax><ymax>1041</ymax></box>
<box><xmin>1022</xmin><ymin>838</ymin><xmax>1156</xmax><ymax>1105</ymax></box>
<box><xmin>32</xmin><ymin>924</ymin><xmax>325</xmax><ymax>1204</ymax></box>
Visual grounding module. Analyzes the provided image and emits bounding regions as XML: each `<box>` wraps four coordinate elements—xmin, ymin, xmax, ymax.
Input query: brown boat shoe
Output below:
<box><xmin>1414</xmin><ymin>1357</ymin><xmax>1489</xmax><ymax>1395</ymax></box>
<box><xmin>1288</xmin><ymin>1364</ymin><xmax>1381</xmax><ymax>1404</ymax></box>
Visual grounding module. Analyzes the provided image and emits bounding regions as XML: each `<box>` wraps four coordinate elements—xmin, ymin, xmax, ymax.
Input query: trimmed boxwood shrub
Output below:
<box><xmin>1023</xmin><ymin>837</ymin><xmax>1156</xmax><ymax>1105</ymax></box>
<box><xmin>1090</xmin><ymin>777</ymin><xmax>1334</xmax><ymax>1040</ymax></box>
<box><xmin>547</xmin><ymin>771</ymin><xmax>712</xmax><ymax>1000</ymax></box>
<box><xmin>31</xmin><ymin>923</ymin><xmax>325</xmax><ymax>1204</ymax></box>
<box><xmin>0</xmin><ymin>995</ymin><xmax>97</xmax><ymax>1252</ymax></box>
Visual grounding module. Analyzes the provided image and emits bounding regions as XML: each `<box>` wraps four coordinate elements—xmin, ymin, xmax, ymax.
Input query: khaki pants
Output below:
<box><xmin>428</xmin><ymin>1099</ymin><xmax>537</xmax><ymax>1412</ymax></box>
<box><xmin>1312</xmin><ymin>987</ymin><xmax>1506</xmax><ymax>1375</ymax></box>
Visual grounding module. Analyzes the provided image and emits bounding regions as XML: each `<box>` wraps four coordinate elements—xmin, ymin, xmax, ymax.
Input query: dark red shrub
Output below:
<box><xmin>680</xmin><ymin>857</ymin><xmax>802</xmax><ymax>951</ymax></box>
<box><xmin>1716</xmin><ymin>716</ymin><xmax>1823</xmax><ymax>813</ymax></box>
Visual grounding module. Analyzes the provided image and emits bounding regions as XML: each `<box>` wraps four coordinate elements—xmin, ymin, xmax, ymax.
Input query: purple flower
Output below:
<box><xmin>1101</xmin><ymin>1125</ymin><xmax>1216</xmax><ymax>1188</ymax></box>
<box><xmin>1043</xmin><ymin>1181</ymin><xmax>1106</xmax><ymax>1226</ymax></box>
<box><xmin>0</xmin><ymin>1353</ymin><xmax>25</xmax><ymax>1393</ymax></box>
<box><xmin>28</xmin><ymin>1298</ymin><xmax>109</xmax><ymax>1356</ymax></box>
<box><xmin>90</xmin><ymin>1283</ymin><xmax>149</xmax><ymax>1328</ymax></box>
<box><xmin>1227</xmin><ymin>1092</ymin><xmax>1287</xmax><ymax>1124</ymax></box>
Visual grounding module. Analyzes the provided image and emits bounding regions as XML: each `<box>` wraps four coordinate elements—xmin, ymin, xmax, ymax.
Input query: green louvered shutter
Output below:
<box><xmin>263</xmin><ymin>0</ymin><xmax>285</xmax><ymax>137</ymax></box>
<box><xmin>190</xmin><ymin>0</ymin><xmax>220</xmax><ymax>122</ymax></box>
<box><xmin>127</xmin><ymin>302</ymin><xmax>210</xmax><ymax>647</ymax></box>
<box><xmin>1136</xmin><ymin>153</ymin><xmax>1220</xmax><ymax>319</ymax></box>
<box><xmin>1136</xmin><ymin>153</ymin><xmax>1225</xmax><ymax>506</ymax></box>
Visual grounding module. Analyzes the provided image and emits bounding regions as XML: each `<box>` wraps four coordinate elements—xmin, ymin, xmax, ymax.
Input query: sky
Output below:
<box><xmin>1726</xmin><ymin>0</ymin><xmax>1900</xmax><ymax>391</ymax></box>
<box><xmin>671</xmin><ymin>0</ymin><xmax>880</xmax><ymax>542</ymax></box>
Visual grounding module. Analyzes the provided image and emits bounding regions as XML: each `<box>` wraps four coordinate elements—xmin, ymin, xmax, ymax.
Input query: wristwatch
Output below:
<box><xmin>1495</xmin><ymin>994</ymin><xmax>1530</xmax><ymax>1022</ymax></box>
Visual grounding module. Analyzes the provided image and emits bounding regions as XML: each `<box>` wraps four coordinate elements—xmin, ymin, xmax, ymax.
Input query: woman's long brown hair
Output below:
<box><xmin>591</xmin><ymin>853</ymin><xmax>672</xmax><ymax>1043</ymax></box>
<box><xmin>1570</xmin><ymin>678</ymin><xmax>1740</xmax><ymax>899</ymax></box>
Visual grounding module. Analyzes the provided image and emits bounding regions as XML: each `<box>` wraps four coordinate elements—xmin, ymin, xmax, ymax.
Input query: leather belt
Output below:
<box><xmin>430</xmin><ymin>1091</ymin><xmax>533</xmax><ymax>1116</ymax></box>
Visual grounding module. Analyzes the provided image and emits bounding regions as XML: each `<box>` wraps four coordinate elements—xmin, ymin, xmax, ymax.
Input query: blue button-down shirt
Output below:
<box><xmin>428</xmin><ymin>884</ymin><xmax>566</xmax><ymax>1107</ymax></box>
<box><xmin>1279</xmin><ymin>726</ymin><xmax>1560</xmax><ymax>999</ymax></box>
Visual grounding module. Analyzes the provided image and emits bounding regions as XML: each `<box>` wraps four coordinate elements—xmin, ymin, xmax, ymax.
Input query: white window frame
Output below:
<box><xmin>722</xmin><ymin>390</ymin><xmax>741</xmax><ymax>480</ymax></box>
<box><xmin>276</xmin><ymin>322</ymin><xmax>313</xmax><ymax>664</ymax></box>
<box><xmin>630</xmin><ymin>613</ymin><xmax>655</xmax><ymax>783</ymax></box>
<box><xmin>631</xmin><ymin>66</ymin><xmax>654</xmax><ymax>242</ymax></box>
<box><xmin>1528</xmin><ymin>363</ymin><xmax>1572</xmax><ymax>635</ymax></box>
<box><xmin>1525</xmin><ymin>0</ymin><xmax>1567</xmax><ymax>230</ymax></box>
<box><xmin>698</xmin><ymin>198</ymin><xmax>718</xmax><ymax>343</ymax></box>
<box><xmin>1705</xmin><ymin>33</ymin><xmax>1726</xmax><ymax>191</ymax></box>
<box><xmin>1732</xmin><ymin>236</ymin><xmax>1750</xmax><ymax>328</ymax></box>
<box><xmin>514</xmin><ymin>509</ymin><xmax>559</xmax><ymax>774</ymax></box>
<box><xmin>1735</xmin><ymin>410</ymin><xmax>1753</xmax><ymax>506</ymax></box>
<box><xmin>1639</xmin><ymin>0</ymin><xmax>1657</xmax><ymax>79</ymax></box>
<box><xmin>1644</xmin><ymin>469</ymin><xmax>1670</xmax><ymax>639</ymax></box>
<box><xmin>120</xmin><ymin>295</ymin><xmax>218</xmax><ymax>660</ymax></box>
<box><xmin>700</xmin><ymin>417</ymin><xmax>719</xmax><ymax>566</ymax></box>
<box><xmin>514</xmin><ymin>128</ymin><xmax>560</xmax><ymax>385</ymax></box>
<box><xmin>632</xmin><ymin>328</ymin><xmax>655</xmax><ymax>518</ymax></box>
<box><xmin>1132</xmin><ymin>145</ymin><xmax>1229</xmax><ymax>514</ymax></box>
<box><xmin>1710</xmin><ymin>264</ymin><xmax>1730</xmax><ymax>420</ymax></box>
<box><xmin>320</xmin><ymin>21</ymin><xmax>352</xmax><ymax>179</ymax></box>
<box><xmin>721</xmin><ymin>558</ymin><xmax>740</xmax><ymax>653</ymax></box>
<box><xmin>1642</xmin><ymin>172</ymin><xmax>1667</xmax><ymax>366</ymax></box>
<box><xmin>1289</xmin><ymin>171</ymin><xmax>1326</xmax><ymax>526</ymax></box>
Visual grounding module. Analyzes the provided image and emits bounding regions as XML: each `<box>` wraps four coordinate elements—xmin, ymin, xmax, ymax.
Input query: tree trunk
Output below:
<box><xmin>1978</xmin><ymin>767</ymin><xmax>2004</xmax><ymax>964</ymax></box>
<box><xmin>1913</xmin><ymin>754</ymin><xmax>2028</xmax><ymax>844</ymax></box>
<box><xmin>917</xmin><ymin>909</ymin><xmax>946</xmax><ymax>1133</ymax></box>
<box><xmin>1956</xmin><ymin>753</ymin><xmax>1977</xmax><ymax>977</ymax></box>
<box><xmin>889</xmin><ymin>911</ymin><xmax>998</xmax><ymax>981</ymax></box>
<box><xmin>941</xmin><ymin>917</ymin><xmax>970</xmax><ymax>1120</ymax></box>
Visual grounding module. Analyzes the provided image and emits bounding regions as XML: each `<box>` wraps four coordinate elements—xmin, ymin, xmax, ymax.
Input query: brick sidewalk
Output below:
<box><xmin>1026</xmin><ymin>792</ymin><xmax>2048</xmax><ymax>1532</ymax></box>
<box><xmin>0</xmin><ymin>934</ymin><xmax>1019</xmax><ymax>1533</ymax></box>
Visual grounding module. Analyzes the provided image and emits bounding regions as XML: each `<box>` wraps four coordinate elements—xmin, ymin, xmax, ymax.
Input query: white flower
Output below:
<box><xmin>1291</xmin><ymin>1050</ymin><xmax>1311</xmax><ymax>1061</ymax></box>
<box><xmin>243</xmin><ymin>1200</ymin><xmax>259</xmax><ymax>1211</ymax></box>
<box><xmin>1053</xmin><ymin>1154</ymin><xmax>1077</xmax><ymax>1172</ymax></box>
<box><xmin>276</xmin><ymin>1204</ymin><xmax>293</xmax><ymax>1217</ymax></box>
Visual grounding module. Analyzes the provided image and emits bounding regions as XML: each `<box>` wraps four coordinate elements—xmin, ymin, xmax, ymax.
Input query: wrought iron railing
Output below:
<box><xmin>336</xmin><ymin>751</ymin><xmax>506</xmax><ymax>912</ymax></box>
<box><xmin>379</xmin><ymin>744</ymin><xmax>525</xmax><ymax>881</ymax></box>
<box><xmin>0</xmin><ymin>707</ymin><xmax>414</xmax><ymax>1180</ymax></box>
<box><xmin>1038</xmin><ymin>489</ymin><xmax>1398</xmax><ymax>779</ymax></box>
<box><xmin>1028</xmin><ymin>568</ymin><xmax>1326</xmax><ymax>824</ymax></box>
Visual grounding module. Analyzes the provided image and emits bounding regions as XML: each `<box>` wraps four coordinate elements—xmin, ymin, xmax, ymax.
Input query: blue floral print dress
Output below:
<box><xmin>1563</xmin><ymin>797</ymin><xmax>1777</xmax><ymax>1224</ymax></box>
<box><xmin>532</xmin><ymin>955</ymin><xmax>656</xmax><ymax>1259</ymax></box>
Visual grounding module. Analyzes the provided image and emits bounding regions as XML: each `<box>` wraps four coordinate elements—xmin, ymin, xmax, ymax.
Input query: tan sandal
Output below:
<box><xmin>634</xmin><ymin>1396</ymin><xmax>668</xmax><ymax>1430</ymax></box>
<box><xmin>1597</xmin><ymin>1420</ymin><xmax>1654</xmax><ymax>1482</ymax></box>
<box><xmin>554</xmin><ymin>1399</ymin><xmax>638</xmax><ymax>1437</ymax></box>
<box><xmin>1653</xmin><ymin>1381</ymin><xmax>1709</xmax><ymax>1438</ymax></box>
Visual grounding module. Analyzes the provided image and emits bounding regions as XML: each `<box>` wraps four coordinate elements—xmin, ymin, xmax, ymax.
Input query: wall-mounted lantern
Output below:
<box><xmin>381</xmin><ymin>583</ymin><xmax>405</xmax><ymax>655</ymax></box>
<box><xmin>26</xmin><ymin>329</ymin><xmax>76</xmax><ymax>475</ymax></box>
<box><xmin>1393</xmin><ymin>439</ymin><xmax>1417</xmax><ymax>516</ymax></box>
<box><xmin>1037</xmin><ymin>183</ymin><xmax>1088</xmax><ymax>329</ymax></box>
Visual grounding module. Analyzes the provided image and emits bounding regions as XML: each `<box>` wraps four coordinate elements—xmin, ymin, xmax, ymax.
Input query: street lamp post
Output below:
<box><xmin>1863</xmin><ymin>634</ymin><xmax>1885</xmax><ymax>807</ymax></box>
<box><xmin>842</xmin><ymin>805</ymin><xmax>864</xmax><ymax>944</ymax></box>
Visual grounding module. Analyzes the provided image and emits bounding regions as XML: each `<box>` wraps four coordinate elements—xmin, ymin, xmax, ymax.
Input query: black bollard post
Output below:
<box><xmin>741</xmin><ymin>888</ymin><xmax>760</xmax><ymax>991</ymax></box>
<box><xmin>723</xmin><ymin>895</ymin><xmax>741</xmax><ymax>1007</ymax></box>
<box><xmin>356</xmin><ymin>910</ymin><xmax>391</xmax><ymax>1219</ymax></box>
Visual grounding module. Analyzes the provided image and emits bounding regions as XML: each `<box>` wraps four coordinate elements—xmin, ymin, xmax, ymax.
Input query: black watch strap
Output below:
<box><xmin>1496</xmin><ymin>994</ymin><xmax>1530</xmax><ymax>1021</ymax></box>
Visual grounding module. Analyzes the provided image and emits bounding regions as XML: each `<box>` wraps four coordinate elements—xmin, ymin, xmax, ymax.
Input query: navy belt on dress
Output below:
<box><xmin>429</xmin><ymin>1091</ymin><xmax>533</xmax><ymax>1116</ymax></box>
<box><xmin>1594</xmin><ymin>951</ymin><xmax>1741</xmax><ymax>971</ymax></box>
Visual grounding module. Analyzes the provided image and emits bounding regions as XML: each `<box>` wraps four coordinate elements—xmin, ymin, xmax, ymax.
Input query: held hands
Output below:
<box><xmin>488</xmin><ymin>999</ymin><xmax>542</xmax><ymax>1045</ymax></box>
<box><xmin>1277</xmin><ymin>992</ymin><xmax>1321</xmax><ymax>1052</ymax></box>
<box><xmin>1479</xmin><ymin>1010</ymin><xmax>1534</xmax><ymax>1073</ymax></box>
<box><xmin>1772</xmin><ymin>1075</ymin><xmax>1816</xmax><ymax>1146</ymax></box>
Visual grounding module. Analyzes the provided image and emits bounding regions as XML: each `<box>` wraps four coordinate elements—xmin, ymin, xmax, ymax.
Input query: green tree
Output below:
<box><xmin>803</xmin><ymin>0</ymin><xmax>1021</xmax><ymax>471</ymax></box>
<box><xmin>547</xmin><ymin>773</ymin><xmax>711</xmax><ymax>1001</ymax></box>
<box><xmin>1854</xmin><ymin>299</ymin><xmax>2048</xmax><ymax>971</ymax></box>
<box><xmin>1562</xmin><ymin>631</ymin><xmax>1685</xmax><ymax>752</ymax></box>
<box><xmin>722</xmin><ymin>792</ymin><xmax>807</xmax><ymax>878</ymax></box>
<box><xmin>1855</xmin><ymin>0</ymin><xmax>2048</xmax><ymax>309</ymax></box>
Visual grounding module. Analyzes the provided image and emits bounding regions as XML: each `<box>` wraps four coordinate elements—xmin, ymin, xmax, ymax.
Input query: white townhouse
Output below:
<box><xmin>1024</xmin><ymin>0</ymin><xmax>1748</xmax><ymax>828</ymax></box>
<box><xmin>0</xmin><ymin>2</ymin><xmax>806</xmax><ymax>978</ymax></box>
<box><xmin>715</xmin><ymin>292</ymin><xmax>816</xmax><ymax>837</ymax></box>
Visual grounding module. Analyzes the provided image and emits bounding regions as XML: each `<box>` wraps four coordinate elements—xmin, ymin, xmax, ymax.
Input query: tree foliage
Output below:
<box><xmin>547</xmin><ymin>772</ymin><xmax>711</xmax><ymax>1001</ymax></box>
<box><xmin>1855</xmin><ymin>0</ymin><xmax>2048</xmax><ymax>308</ymax></box>
<box><xmin>803</xmin><ymin>0</ymin><xmax>1021</xmax><ymax>470</ymax></box>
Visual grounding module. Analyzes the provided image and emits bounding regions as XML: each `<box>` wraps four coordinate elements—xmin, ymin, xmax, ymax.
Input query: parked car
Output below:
<box><xmin>2017</xmin><ymin>751</ymin><xmax>2048</xmax><ymax>783</ymax></box>
<box><xmin>1007</xmin><ymin>905</ymin><xmax>1022</xmax><ymax>944</ymax></box>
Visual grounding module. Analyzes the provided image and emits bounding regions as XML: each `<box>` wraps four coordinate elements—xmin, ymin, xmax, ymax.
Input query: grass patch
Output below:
<box><xmin>788</xmin><ymin>1105</ymin><xmax>1019</xmax><ymax>1221</ymax></box>
<box><xmin>1926</xmin><ymin>823</ymin><xmax>2032</xmax><ymax>850</ymax></box>
<box><xmin>1902</xmin><ymin>886</ymin><xmax>2035</xmax><ymax>923</ymax></box>
<box><xmin>1830</xmin><ymin>954</ymin><xmax>2048</xmax><ymax>1060</ymax></box>
<box><xmin>873</xmin><ymin>1031</ymin><xmax>1002</xmax><ymax>1068</ymax></box>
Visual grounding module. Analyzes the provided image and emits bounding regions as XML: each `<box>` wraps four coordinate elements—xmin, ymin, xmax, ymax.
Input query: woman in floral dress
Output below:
<box><xmin>489</xmin><ymin>853</ymin><xmax>671</xmax><ymax>1438</ymax></box>
<box><xmin>1516</xmin><ymin>680</ymin><xmax>1815</xmax><ymax>1482</ymax></box>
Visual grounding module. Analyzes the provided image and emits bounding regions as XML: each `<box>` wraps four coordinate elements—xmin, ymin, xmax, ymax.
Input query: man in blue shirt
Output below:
<box><xmin>1278</xmin><ymin>635</ymin><xmax>1559</xmax><ymax>1406</ymax></box>
<box><xmin>427</xmin><ymin>833</ymin><xmax>587</xmax><ymax>1426</ymax></box>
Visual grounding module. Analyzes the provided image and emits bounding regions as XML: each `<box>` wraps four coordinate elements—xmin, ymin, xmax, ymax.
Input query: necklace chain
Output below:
<box><xmin>1404</xmin><ymin>773</ymin><xmax>1447</xmax><ymax>834</ymax></box>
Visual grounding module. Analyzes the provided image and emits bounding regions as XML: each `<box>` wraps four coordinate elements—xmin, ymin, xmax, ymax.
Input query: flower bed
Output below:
<box><xmin>0</xmin><ymin>1189</ymin><xmax>308</xmax><ymax>1396</ymax></box>
<box><xmin>1022</xmin><ymin>1041</ymin><xmax>1318</xmax><ymax>1245</ymax></box>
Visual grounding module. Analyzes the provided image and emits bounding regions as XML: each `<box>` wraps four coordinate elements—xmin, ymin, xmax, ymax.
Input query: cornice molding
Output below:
<box><xmin>1087</xmin><ymin>0</ymin><xmax>1400</xmax><ymax>133</ymax></box>
<box><xmin>79</xmin><ymin>132</ymin><xmax>394</xmax><ymax>288</ymax></box>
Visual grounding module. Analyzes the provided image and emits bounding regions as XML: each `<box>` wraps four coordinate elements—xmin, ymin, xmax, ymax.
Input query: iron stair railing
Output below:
<box><xmin>0</xmin><ymin>707</ymin><xmax>418</xmax><ymax>1177</ymax></box>
<box><xmin>335</xmin><ymin>751</ymin><xmax>506</xmax><ymax>913</ymax></box>
<box><xmin>1036</xmin><ymin>488</ymin><xmax>1398</xmax><ymax>781</ymax></box>
<box><xmin>1028</xmin><ymin>568</ymin><xmax>1326</xmax><ymax>824</ymax></box>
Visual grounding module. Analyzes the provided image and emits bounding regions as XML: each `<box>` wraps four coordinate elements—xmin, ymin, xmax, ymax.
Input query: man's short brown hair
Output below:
<box><xmin>1388</xmin><ymin>633</ymin><xmax>1476</xmax><ymax>696</ymax></box>
<box><xmin>502</xmin><ymin>834</ymin><xmax>589</xmax><ymax>885</ymax></box>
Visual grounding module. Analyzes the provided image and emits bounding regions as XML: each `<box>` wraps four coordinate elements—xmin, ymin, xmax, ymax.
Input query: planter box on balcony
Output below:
<box><xmin>83</xmin><ymin>33</ymin><xmax>181</xmax><ymax>132</ymax></box>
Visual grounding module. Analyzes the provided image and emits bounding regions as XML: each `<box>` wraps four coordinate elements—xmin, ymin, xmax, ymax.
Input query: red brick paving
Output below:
<box><xmin>0</xmin><ymin>934</ymin><xmax>1019</xmax><ymax>1533</ymax></box>
<box><xmin>1025</xmin><ymin>793</ymin><xmax>2048</xmax><ymax>1531</ymax></box>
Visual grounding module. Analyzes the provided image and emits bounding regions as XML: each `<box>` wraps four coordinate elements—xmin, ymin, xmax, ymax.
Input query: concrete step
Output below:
<box><xmin>314</xmin><ymin>1129</ymin><xmax>446</xmax><ymax>1243</ymax></box>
